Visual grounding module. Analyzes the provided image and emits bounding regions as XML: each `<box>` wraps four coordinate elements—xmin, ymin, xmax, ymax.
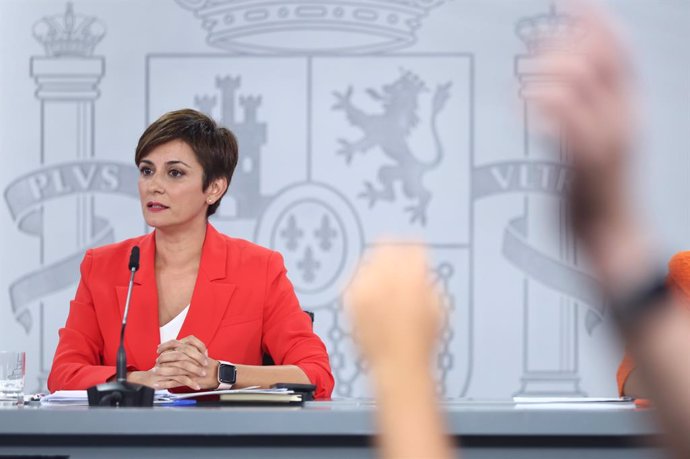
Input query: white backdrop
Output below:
<box><xmin>1</xmin><ymin>0</ymin><xmax>688</xmax><ymax>398</ymax></box>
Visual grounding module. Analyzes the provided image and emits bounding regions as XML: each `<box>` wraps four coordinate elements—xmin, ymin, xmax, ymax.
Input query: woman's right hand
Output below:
<box><xmin>126</xmin><ymin>369</ymin><xmax>199</xmax><ymax>390</ymax></box>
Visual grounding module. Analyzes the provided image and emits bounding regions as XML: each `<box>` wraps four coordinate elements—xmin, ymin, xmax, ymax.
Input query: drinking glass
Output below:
<box><xmin>0</xmin><ymin>351</ymin><xmax>25</xmax><ymax>405</ymax></box>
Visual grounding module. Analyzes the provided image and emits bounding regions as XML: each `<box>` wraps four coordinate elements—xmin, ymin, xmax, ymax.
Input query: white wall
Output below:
<box><xmin>1</xmin><ymin>0</ymin><xmax>688</xmax><ymax>398</ymax></box>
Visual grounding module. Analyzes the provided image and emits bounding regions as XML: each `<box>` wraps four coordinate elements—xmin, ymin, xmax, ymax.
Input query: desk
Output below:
<box><xmin>0</xmin><ymin>400</ymin><xmax>663</xmax><ymax>458</ymax></box>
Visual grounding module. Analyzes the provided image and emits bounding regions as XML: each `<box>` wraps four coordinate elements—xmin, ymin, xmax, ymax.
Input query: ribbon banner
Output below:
<box><xmin>502</xmin><ymin>217</ymin><xmax>605</xmax><ymax>309</ymax></box>
<box><xmin>472</xmin><ymin>160</ymin><xmax>572</xmax><ymax>199</ymax></box>
<box><xmin>473</xmin><ymin>160</ymin><xmax>605</xmax><ymax>333</ymax></box>
<box><xmin>4</xmin><ymin>160</ymin><xmax>139</xmax><ymax>332</ymax></box>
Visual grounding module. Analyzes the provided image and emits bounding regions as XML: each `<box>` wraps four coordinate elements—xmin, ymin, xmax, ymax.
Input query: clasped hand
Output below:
<box><xmin>128</xmin><ymin>335</ymin><xmax>219</xmax><ymax>390</ymax></box>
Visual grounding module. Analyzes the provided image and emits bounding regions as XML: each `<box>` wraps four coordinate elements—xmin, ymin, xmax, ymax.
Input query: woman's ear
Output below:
<box><xmin>207</xmin><ymin>177</ymin><xmax>228</xmax><ymax>203</ymax></box>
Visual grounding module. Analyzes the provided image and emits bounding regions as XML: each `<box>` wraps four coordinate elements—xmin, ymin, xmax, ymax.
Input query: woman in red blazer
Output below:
<box><xmin>48</xmin><ymin>109</ymin><xmax>334</xmax><ymax>399</ymax></box>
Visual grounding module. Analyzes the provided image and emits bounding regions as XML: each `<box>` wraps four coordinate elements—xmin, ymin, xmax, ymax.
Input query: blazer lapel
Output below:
<box><xmin>178</xmin><ymin>224</ymin><xmax>236</xmax><ymax>346</ymax></box>
<box><xmin>116</xmin><ymin>231</ymin><xmax>159</xmax><ymax>371</ymax></box>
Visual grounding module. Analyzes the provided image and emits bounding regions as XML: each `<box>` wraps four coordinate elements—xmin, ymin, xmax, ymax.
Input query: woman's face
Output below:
<box><xmin>138</xmin><ymin>139</ymin><xmax>213</xmax><ymax>231</ymax></box>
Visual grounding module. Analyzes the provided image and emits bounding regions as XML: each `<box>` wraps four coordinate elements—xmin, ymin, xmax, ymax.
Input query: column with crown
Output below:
<box><xmin>513</xmin><ymin>7</ymin><xmax>586</xmax><ymax>396</ymax></box>
<box><xmin>29</xmin><ymin>3</ymin><xmax>105</xmax><ymax>390</ymax></box>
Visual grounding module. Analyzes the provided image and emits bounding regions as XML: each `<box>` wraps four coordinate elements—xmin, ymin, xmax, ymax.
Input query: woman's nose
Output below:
<box><xmin>147</xmin><ymin>172</ymin><xmax>165</xmax><ymax>194</ymax></box>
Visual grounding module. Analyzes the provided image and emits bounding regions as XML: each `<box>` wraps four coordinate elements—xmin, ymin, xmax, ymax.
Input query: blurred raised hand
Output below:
<box><xmin>345</xmin><ymin>244</ymin><xmax>452</xmax><ymax>459</ymax></box>
<box><xmin>533</xmin><ymin>3</ymin><xmax>690</xmax><ymax>455</ymax></box>
<box><xmin>531</xmin><ymin>2</ymin><xmax>651</xmax><ymax>293</ymax></box>
<box><xmin>346</xmin><ymin>245</ymin><xmax>442</xmax><ymax>372</ymax></box>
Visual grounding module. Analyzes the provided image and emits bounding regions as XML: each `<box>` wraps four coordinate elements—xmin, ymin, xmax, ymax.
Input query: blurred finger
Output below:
<box><xmin>563</xmin><ymin>0</ymin><xmax>633</xmax><ymax>94</ymax></box>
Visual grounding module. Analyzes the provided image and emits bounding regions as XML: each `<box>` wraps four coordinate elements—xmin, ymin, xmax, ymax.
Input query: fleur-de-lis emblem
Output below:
<box><xmin>280</xmin><ymin>214</ymin><xmax>303</xmax><ymax>251</ymax></box>
<box><xmin>297</xmin><ymin>247</ymin><xmax>321</xmax><ymax>283</ymax></box>
<box><xmin>314</xmin><ymin>214</ymin><xmax>337</xmax><ymax>251</ymax></box>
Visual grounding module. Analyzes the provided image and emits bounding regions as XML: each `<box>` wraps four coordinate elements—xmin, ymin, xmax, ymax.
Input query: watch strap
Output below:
<box><xmin>611</xmin><ymin>271</ymin><xmax>670</xmax><ymax>333</ymax></box>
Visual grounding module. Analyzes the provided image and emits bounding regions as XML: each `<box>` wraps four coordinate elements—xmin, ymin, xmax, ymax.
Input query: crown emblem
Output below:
<box><xmin>33</xmin><ymin>2</ymin><xmax>106</xmax><ymax>57</ymax></box>
<box><xmin>516</xmin><ymin>4</ymin><xmax>585</xmax><ymax>54</ymax></box>
<box><xmin>176</xmin><ymin>0</ymin><xmax>445</xmax><ymax>54</ymax></box>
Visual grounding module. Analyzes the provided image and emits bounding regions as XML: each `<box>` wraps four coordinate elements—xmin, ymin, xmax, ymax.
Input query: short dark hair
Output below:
<box><xmin>134</xmin><ymin>109</ymin><xmax>238</xmax><ymax>217</ymax></box>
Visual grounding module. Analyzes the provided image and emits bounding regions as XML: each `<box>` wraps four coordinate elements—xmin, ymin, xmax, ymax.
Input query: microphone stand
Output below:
<box><xmin>87</xmin><ymin>246</ymin><xmax>154</xmax><ymax>407</ymax></box>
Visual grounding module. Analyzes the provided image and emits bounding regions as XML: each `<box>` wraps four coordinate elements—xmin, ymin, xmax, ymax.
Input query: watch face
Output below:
<box><xmin>219</xmin><ymin>364</ymin><xmax>236</xmax><ymax>384</ymax></box>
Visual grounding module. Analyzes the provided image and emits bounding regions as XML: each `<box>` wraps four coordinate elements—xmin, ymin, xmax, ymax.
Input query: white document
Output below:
<box><xmin>40</xmin><ymin>390</ymin><xmax>170</xmax><ymax>406</ymax></box>
<box><xmin>513</xmin><ymin>396</ymin><xmax>633</xmax><ymax>404</ymax></box>
<box><xmin>156</xmin><ymin>387</ymin><xmax>289</xmax><ymax>401</ymax></box>
<box><xmin>513</xmin><ymin>396</ymin><xmax>636</xmax><ymax>410</ymax></box>
<box><xmin>40</xmin><ymin>386</ymin><xmax>284</xmax><ymax>405</ymax></box>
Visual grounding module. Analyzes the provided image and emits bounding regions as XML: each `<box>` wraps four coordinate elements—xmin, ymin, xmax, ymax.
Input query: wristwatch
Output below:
<box><xmin>611</xmin><ymin>271</ymin><xmax>670</xmax><ymax>334</ymax></box>
<box><xmin>217</xmin><ymin>361</ymin><xmax>237</xmax><ymax>390</ymax></box>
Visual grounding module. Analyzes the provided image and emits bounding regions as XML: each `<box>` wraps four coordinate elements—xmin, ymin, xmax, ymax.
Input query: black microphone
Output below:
<box><xmin>116</xmin><ymin>246</ymin><xmax>139</xmax><ymax>383</ymax></box>
<box><xmin>87</xmin><ymin>246</ymin><xmax>154</xmax><ymax>407</ymax></box>
<box><xmin>129</xmin><ymin>245</ymin><xmax>140</xmax><ymax>270</ymax></box>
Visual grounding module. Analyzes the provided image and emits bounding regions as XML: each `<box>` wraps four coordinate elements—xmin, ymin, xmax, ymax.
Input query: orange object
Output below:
<box><xmin>616</xmin><ymin>251</ymin><xmax>690</xmax><ymax>395</ymax></box>
<box><xmin>634</xmin><ymin>398</ymin><xmax>652</xmax><ymax>408</ymax></box>
<box><xmin>47</xmin><ymin>223</ymin><xmax>334</xmax><ymax>399</ymax></box>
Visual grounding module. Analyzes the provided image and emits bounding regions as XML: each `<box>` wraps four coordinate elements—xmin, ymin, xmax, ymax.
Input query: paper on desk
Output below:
<box><xmin>39</xmin><ymin>390</ymin><xmax>169</xmax><ymax>406</ymax></box>
<box><xmin>40</xmin><ymin>387</ymin><xmax>287</xmax><ymax>405</ymax></box>
<box><xmin>156</xmin><ymin>387</ymin><xmax>290</xmax><ymax>401</ymax></box>
<box><xmin>515</xmin><ymin>402</ymin><xmax>637</xmax><ymax>410</ymax></box>
<box><xmin>513</xmin><ymin>396</ymin><xmax>636</xmax><ymax>410</ymax></box>
<box><xmin>513</xmin><ymin>396</ymin><xmax>633</xmax><ymax>403</ymax></box>
<box><xmin>40</xmin><ymin>390</ymin><xmax>91</xmax><ymax>405</ymax></box>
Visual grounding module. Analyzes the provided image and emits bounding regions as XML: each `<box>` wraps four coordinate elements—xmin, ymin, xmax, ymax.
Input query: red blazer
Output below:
<box><xmin>48</xmin><ymin>224</ymin><xmax>334</xmax><ymax>399</ymax></box>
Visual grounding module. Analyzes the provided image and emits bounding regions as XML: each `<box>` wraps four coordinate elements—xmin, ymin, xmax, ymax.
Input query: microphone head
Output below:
<box><xmin>128</xmin><ymin>246</ymin><xmax>140</xmax><ymax>271</ymax></box>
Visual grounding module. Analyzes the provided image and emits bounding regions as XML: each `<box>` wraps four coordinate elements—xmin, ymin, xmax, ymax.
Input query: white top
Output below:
<box><xmin>159</xmin><ymin>305</ymin><xmax>190</xmax><ymax>343</ymax></box>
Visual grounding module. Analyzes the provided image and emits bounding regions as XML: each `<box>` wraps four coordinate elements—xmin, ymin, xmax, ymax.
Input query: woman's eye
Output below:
<box><xmin>139</xmin><ymin>167</ymin><xmax>153</xmax><ymax>176</ymax></box>
<box><xmin>169</xmin><ymin>169</ymin><xmax>184</xmax><ymax>178</ymax></box>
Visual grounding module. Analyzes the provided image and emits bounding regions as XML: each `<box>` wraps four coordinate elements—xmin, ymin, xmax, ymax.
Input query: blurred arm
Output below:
<box><xmin>346</xmin><ymin>245</ymin><xmax>454</xmax><ymax>459</ymax></box>
<box><xmin>534</xmin><ymin>2</ymin><xmax>690</xmax><ymax>454</ymax></box>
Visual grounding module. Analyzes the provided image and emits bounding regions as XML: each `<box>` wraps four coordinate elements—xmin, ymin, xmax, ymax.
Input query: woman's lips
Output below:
<box><xmin>146</xmin><ymin>201</ymin><xmax>169</xmax><ymax>212</ymax></box>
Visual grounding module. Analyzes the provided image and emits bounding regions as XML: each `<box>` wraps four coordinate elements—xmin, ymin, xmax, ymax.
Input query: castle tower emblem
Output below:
<box><xmin>195</xmin><ymin>76</ymin><xmax>268</xmax><ymax>219</ymax></box>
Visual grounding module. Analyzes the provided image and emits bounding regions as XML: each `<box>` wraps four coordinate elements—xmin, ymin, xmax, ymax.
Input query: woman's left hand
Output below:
<box><xmin>155</xmin><ymin>335</ymin><xmax>219</xmax><ymax>390</ymax></box>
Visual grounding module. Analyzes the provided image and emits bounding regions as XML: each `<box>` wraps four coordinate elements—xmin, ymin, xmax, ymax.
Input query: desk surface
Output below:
<box><xmin>0</xmin><ymin>399</ymin><xmax>659</xmax><ymax>436</ymax></box>
<box><xmin>0</xmin><ymin>400</ymin><xmax>664</xmax><ymax>459</ymax></box>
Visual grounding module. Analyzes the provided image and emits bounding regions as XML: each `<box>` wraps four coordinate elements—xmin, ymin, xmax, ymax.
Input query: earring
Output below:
<box><xmin>207</xmin><ymin>198</ymin><xmax>213</xmax><ymax>204</ymax></box>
